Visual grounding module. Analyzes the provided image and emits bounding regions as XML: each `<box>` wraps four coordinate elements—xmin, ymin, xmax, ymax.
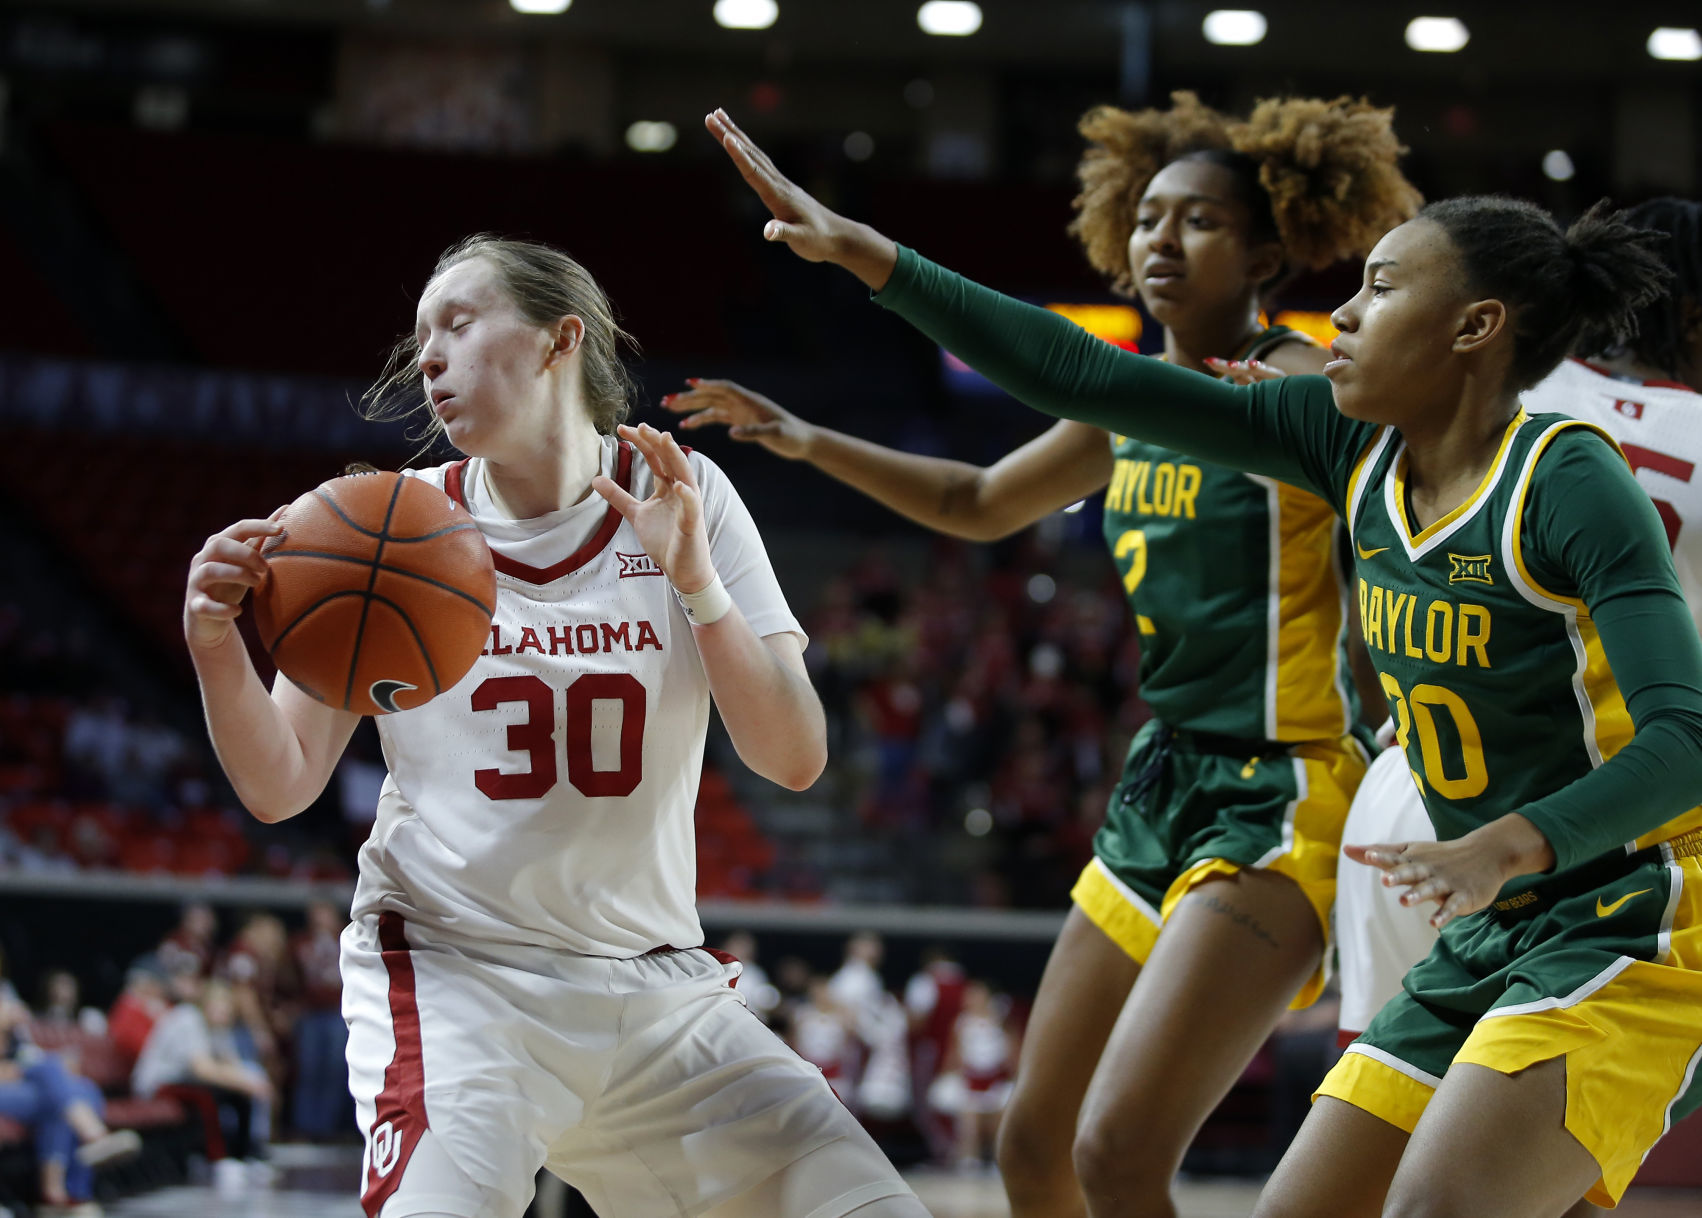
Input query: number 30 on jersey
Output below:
<box><xmin>471</xmin><ymin>674</ymin><xmax>646</xmax><ymax>800</ymax></box>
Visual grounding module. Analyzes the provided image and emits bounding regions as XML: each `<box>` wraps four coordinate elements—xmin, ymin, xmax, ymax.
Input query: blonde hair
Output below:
<box><xmin>363</xmin><ymin>235</ymin><xmax>638</xmax><ymax>444</ymax></box>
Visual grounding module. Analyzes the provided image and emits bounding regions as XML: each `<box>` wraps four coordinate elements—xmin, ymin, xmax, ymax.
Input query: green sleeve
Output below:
<box><xmin>874</xmin><ymin>244</ymin><xmax>1377</xmax><ymax>508</ymax></box>
<box><xmin>1516</xmin><ymin>432</ymin><xmax>1702</xmax><ymax>871</ymax></box>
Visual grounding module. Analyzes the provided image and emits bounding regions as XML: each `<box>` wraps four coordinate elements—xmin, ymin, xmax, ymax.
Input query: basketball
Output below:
<box><xmin>252</xmin><ymin>470</ymin><xmax>496</xmax><ymax>716</ymax></box>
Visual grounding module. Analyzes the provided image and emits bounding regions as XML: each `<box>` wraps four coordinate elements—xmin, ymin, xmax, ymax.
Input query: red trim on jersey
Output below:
<box><xmin>703</xmin><ymin>947</ymin><xmax>741</xmax><ymax>988</ymax></box>
<box><xmin>361</xmin><ymin>913</ymin><xmax>427</xmax><ymax>1218</ymax></box>
<box><xmin>443</xmin><ymin>444</ymin><xmax>635</xmax><ymax>585</ymax></box>
<box><xmin>1573</xmin><ymin>357</ymin><xmax>1699</xmax><ymax>395</ymax></box>
<box><xmin>443</xmin><ymin>459</ymin><xmax>471</xmax><ymax>508</ymax></box>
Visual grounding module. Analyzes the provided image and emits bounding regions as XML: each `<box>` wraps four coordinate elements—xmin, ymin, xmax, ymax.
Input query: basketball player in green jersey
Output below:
<box><xmin>707</xmin><ymin>108</ymin><xmax>1702</xmax><ymax>1215</ymax></box>
<box><xmin>675</xmin><ymin>96</ymin><xmax>1418</xmax><ymax>1217</ymax></box>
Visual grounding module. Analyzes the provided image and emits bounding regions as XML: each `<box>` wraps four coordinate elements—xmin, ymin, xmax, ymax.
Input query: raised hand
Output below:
<box><xmin>184</xmin><ymin>511</ymin><xmax>285</xmax><ymax>650</ymax></box>
<box><xmin>594</xmin><ymin>422</ymin><xmax>717</xmax><ymax>593</ymax></box>
<box><xmin>705</xmin><ymin>108</ymin><xmax>899</xmax><ymax>289</ymax></box>
<box><xmin>662</xmin><ymin>379</ymin><xmax>816</xmax><ymax>460</ymax></box>
<box><xmin>1204</xmin><ymin>358</ymin><xmax>1287</xmax><ymax>385</ymax></box>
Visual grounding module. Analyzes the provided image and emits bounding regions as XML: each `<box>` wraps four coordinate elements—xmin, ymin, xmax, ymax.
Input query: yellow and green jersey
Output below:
<box><xmin>878</xmin><ymin>246</ymin><xmax>1702</xmax><ymax>883</ymax></box>
<box><xmin>1101</xmin><ymin>330</ymin><xmax>1356</xmax><ymax>741</ymax></box>
<box><xmin>1342</xmin><ymin>410</ymin><xmax>1702</xmax><ymax>858</ymax></box>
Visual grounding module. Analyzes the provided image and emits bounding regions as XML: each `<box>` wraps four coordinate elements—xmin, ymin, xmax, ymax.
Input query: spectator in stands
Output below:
<box><xmin>289</xmin><ymin>902</ymin><xmax>349</xmax><ymax>1139</ymax></box>
<box><xmin>827</xmin><ymin>931</ymin><xmax>886</xmax><ymax>1021</ymax></box>
<box><xmin>936</xmin><ymin>981</ymin><xmax>1015</xmax><ymax>1172</ymax></box>
<box><xmin>817</xmin><ymin>936</ymin><xmax>913</xmax><ymax>1121</ymax></box>
<box><xmin>904</xmin><ymin>947</ymin><xmax>966</xmax><ymax>1161</ymax></box>
<box><xmin>156</xmin><ymin>903</ymin><xmax>217</xmax><ymax>980</ymax></box>
<box><xmin>119</xmin><ymin>712</ymin><xmax>188</xmax><ymax>809</ymax></box>
<box><xmin>1</xmin><ymin>958</ymin><xmax>140</xmax><ymax>1213</ymax></box>
<box><xmin>217</xmin><ymin>913</ymin><xmax>296</xmax><ymax>1084</ymax></box>
<box><xmin>132</xmin><ymin>978</ymin><xmax>272</xmax><ymax>1191</ymax></box>
<box><xmin>106</xmin><ymin>957</ymin><xmax>170</xmax><ymax>1076</ymax></box>
<box><xmin>786</xmin><ymin>977</ymin><xmax>858</xmax><ymax>1105</ymax></box>
<box><xmin>854</xmin><ymin>987</ymin><xmax>913</xmax><ymax>1123</ymax></box>
<box><xmin>34</xmin><ymin>971</ymin><xmax>106</xmax><ymax>1038</ymax></box>
<box><xmin>61</xmin><ymin>695</ymin><xmax>131</xmax><ymax>801</ymax></box>
<box><xmin>717</xmin><ymin>931</ymin><xmax>780</xmax><ymax>1024</ymax></box>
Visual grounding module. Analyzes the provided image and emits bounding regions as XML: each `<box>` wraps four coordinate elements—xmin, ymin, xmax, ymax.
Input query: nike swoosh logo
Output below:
<box><xmin>370</xmin><ymin>679</ymin><xmax>419</xmax><ymax>715</ymax></box>
<box><xmin>1356</xmin><ymin>542</ymin><xmax>1390</xmax><ymax>559</ymax></box>
<box><xmin>1595</xmin><ymin>888</ymin><xmax>1653</xmax><ymax>918</ymax></box>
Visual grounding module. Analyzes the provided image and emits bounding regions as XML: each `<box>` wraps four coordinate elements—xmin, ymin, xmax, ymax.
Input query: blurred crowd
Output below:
<box><xmin>804</xmin><ymin>537</ymin><xmax>1143</xmax><ymax>907</ymax></box>
<box><xmin>0</xmin><ymin>599</ymin><xmax>352</xmax><ymax>883</ymax></box>
<box><xmin>1</xmin><ymin>900</ymin><xmax>352</xmax><ymax>1211</ymax></box>
<box><xmin>726</xmin><ymin>929</ymin><xmax>1020</xmax><ymax>1172</ymax></box>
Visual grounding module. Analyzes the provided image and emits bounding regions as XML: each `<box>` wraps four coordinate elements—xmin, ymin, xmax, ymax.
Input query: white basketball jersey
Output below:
<box><xmin>351</xmin><ymin>436</ymin><xmax>803</xmax><ymax>957</ymax></box>
<box><xmin>1522</xmin><ymin>358</ymin><xmax>1702</xmax><ymax>628</ymax></box>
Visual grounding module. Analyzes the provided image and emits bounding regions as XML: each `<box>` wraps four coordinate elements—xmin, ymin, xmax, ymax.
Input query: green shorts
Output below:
<box><xmin>1320</xmin><ymin>836</ymin><xmax>1702</xmax><ymax>1205</ymax></box>
<box><xmin>1070</xmin><ymin>718</ymin><xmax>1369</xmax><ymax>1008</ymax></box>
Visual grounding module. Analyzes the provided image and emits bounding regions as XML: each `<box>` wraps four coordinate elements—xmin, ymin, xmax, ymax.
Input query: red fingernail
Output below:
<box><xmin>662</xmin><ymin>394</ymin><xmax>676</xmax><ymax>405</ymax></box>
<box><xmin>686</xmin><ymin>377</ymin><xmax>700</xmax><ymax>385</ymax></box>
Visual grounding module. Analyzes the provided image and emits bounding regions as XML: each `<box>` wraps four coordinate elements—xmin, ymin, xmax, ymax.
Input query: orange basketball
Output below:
<box><xmin>252</xmin><ymin>471</ymin><xmax>496</xmax><ymax>715</ymax></box>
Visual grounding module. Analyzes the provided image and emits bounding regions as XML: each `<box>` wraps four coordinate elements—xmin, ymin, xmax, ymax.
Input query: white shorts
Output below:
<box><xmin>1335</xmin><ymin>747</ymin><xmax>1439</xmax><ymax>1037</ymax></box>
<box><xmin>342</xmin><ymin>913</ymin><xmax>906</xmax><ymax>1218</ymax></box>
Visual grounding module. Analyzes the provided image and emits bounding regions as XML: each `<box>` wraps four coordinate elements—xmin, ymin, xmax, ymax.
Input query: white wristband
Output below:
<box><xmin>674</xmin><ymin>573</ymin><xmax>733</xmax><ymax>626</ymax></box>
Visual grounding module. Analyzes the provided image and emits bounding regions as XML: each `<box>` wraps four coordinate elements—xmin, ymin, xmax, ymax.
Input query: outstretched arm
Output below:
<box><xmin>666</xmin><ymin>380</ymin><xmax>1112</xmax><ymax>542</ymax></box>
<box><xmin>705</xmin><ymin>109</ymin><xmax>1363</xmax><ymax>502</ymax></box>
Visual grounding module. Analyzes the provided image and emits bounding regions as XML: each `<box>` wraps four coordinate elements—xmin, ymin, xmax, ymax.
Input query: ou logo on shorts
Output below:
<box><xmin>370</xmin><ymin>1120</ymin><xmax>403</xmax><ymax>1178</ymax></box>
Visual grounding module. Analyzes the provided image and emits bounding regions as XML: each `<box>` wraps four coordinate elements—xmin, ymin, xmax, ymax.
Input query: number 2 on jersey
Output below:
<box><xmin>471</xmin><ymin>673</ymin><xmax>646</xmax><ymax>800</ymax></box>
<box><xmin>1114</xmin><ymin>529</ymin><xmax>1148</xmax><ymax>595</ymax></box>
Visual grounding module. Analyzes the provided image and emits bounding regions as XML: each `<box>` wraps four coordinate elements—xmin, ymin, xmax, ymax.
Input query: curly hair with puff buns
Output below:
<box><xmin>1069</xmin><ymin>91</ymin><xmax>1423</xmax><ymax>298</ymax></box>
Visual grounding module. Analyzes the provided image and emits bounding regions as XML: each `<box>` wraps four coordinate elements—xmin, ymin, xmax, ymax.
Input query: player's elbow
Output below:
<box><xmin>236</xmin><ymin>786</ymin><xmax>314</xmax><ymax>825</ymax></box>
<box><xmin>958</xmin><ymin>516</ymin><xmax>1024</xmax><ymax>543</ymax></box>
<box><xmin>769</xmin><ymin>737</ymin><xmax>828</xmax><ymax>791</ymax></box>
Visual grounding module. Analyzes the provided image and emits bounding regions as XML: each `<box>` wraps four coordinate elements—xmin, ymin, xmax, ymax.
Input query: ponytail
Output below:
<box><xmin>1421</xmin><ymin>196</ymin><xmax>1671</xmax><ymax>390</ymax></box>
<box><xmin>1562</xmin><ymin>201</ymin><xmax>1672</xmax><ymax>356</ymax></box>
<box><xmin>1579</xmin><ymin>197</ymin><xmax>1702</xmax><ymax>374</ymax></box>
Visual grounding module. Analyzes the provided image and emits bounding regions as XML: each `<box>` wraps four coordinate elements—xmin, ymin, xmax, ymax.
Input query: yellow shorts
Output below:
<box><xmin>1318</xmin><ymin>851</ymin><xmax>1702</xmax><ymax>1206</ymax></box>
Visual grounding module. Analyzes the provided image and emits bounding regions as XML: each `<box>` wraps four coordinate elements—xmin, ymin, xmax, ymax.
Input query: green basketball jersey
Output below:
<box><xmin>1343</xmin><ymin>409</ymin><xmax>1702</xmax><ymax>866</ymax></box>
<box><xmin>1101</xmin><ymin>328</ymin><xmax>1359</xmax><ymax>742</ymax></box>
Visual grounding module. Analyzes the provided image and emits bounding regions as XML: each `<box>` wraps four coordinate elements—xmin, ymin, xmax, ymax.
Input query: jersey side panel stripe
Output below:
<box><xmin>1505</xmin><ymin>420</ymin><xmax>1634</xmax><ymax>769</ymax></box>
<box><xmin>1272</xmin><ymin>478</ymin><xmax>1352</xmax><ymax>738</ymax></box>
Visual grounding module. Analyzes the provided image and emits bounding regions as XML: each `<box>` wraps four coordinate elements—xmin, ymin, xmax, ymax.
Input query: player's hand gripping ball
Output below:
<box><xmin>252</xmin><ymin>471</ymin><xmax>496</xmax><ymax>715</ymax></box>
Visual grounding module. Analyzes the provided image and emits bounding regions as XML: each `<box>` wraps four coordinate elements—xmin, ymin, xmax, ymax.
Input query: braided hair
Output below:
<box><xmin>1421</xmin><ymin>197</ymin><xmax>1674</xmax><ymax>391</ymax></box>
<box><xmin>1581</xmin><ymin>197</ymin><xmax>1702</xmax><ymax>377</ymax></box>
<box><xmin>1070</xmin><ymin>92</ymin><xmax>1422</xmax><ymax>298</ymax></box>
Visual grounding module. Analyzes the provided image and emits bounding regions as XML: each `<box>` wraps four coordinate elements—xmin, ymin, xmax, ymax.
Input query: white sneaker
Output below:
<box><xmin>76</xmin><ymin>1129</ymin><xmax>142</xmax><ymax>1168</ymax></box>
<box><xmin>212</xmin><ymin>1158</ymin><xmax>248</xmax><ymax>1194</ymax></box>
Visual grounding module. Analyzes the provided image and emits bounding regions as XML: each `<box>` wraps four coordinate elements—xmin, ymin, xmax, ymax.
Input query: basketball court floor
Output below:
<box><xmin>96</xmin><ymin>1145</ymin><xmax>1701</xmax><ymax>1218</ymax></box>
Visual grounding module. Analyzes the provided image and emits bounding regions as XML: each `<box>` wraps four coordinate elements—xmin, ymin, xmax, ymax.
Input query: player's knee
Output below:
<box><xmin>994</xmin><ymin>1104</ymin><xmax>1073</xmax><ymax>1199</ymax></box>
<box><xmin>1072</xmin><ymin>1120</ymin><xmax>1170</xmax><ymax>1211</ymax></box>
<box><xmin>1381</xmin><ymin>1177</ymin><xmax>1474</xmax><ymax>1218</ymax></box>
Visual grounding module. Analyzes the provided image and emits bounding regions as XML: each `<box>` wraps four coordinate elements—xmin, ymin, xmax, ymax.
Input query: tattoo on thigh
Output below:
<box><xmin>1199</xmin><ymin>894</ymin><xmax>1279</xmax><ymax>949</ymax></box>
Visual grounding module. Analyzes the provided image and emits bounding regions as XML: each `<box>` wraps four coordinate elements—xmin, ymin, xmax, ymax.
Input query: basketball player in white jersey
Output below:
<box><xmin>183</xmin><ymin>236</ymin><xmax>928</xmax><ymax>1218</ymax></box>
<box><xmin>1218</xmin><ymin>198</ymin><xmax>1702</xmax><ymax>1048</ymax></box>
